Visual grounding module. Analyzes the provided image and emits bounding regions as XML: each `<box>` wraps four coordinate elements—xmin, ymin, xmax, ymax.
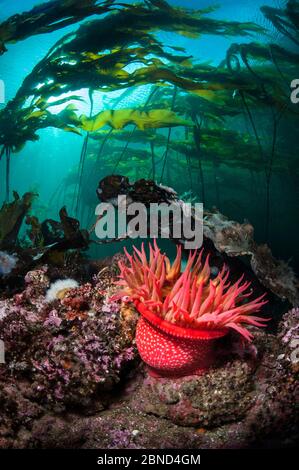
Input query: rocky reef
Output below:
<box><xmin>0</xmin><ymin>254</ymin><xmax>298</xmax><ymax>449</ymax></box>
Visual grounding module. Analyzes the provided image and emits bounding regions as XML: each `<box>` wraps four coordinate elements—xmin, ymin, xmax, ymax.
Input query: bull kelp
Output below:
<box><xmin>0</xmin><ymin>0</ymin><xmax>298</xmax><ymax>451</ymax></box>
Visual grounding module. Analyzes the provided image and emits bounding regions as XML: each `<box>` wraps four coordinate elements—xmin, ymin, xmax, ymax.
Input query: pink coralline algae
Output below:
<box><xmin>112</xmin><ymin>241</ymin><xmax>269</xmax><ymax>377</ymax></box>
<box><xmin>0</xmin><ymin>268</ymin><xmax>137</xmax><ymax>407</ymax></box>
<box><xmin>278</xmin><ymin>307</ymin><xmax>299</xmax><ymax>368</ymax></box>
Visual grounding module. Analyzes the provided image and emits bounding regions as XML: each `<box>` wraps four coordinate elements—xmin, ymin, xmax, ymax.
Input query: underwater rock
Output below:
<box><xmin>24</xmin><ymin>267</ymin><xmax>50</xmax><ymax>290</ymax></box>
<box><xmin>130</xmin><ymin>358</ymin><xmax>256</xmax><ymax>427</ymax></box>
<box><xmin>0</xmin><ymin>262</ymin><xmax>138</xmax><ymax>419</ymax></box>
<box><xmin>125</xmin><ymin>320</ymin><xmax>298</xmax><ymax>447</ymax></box>
<box><xmin>0</xmin><ymin>379</ymin><xmax>44</xmax><ymax>448</ymax></box>
<box><xmin>277</xmin><ymin>307</ymin><xmax>299</xmax><ymax>370</ymax></box>
<box><xmin>0</xmin><ymin>277</ymin><xmax>298</xmax><ymax>448</ymax></box>
<box><xmin>27</xmin><ymin>408</ymin><xmax>201</xmax><ymax>450</ymax></box>
<box><xmin>97</xmin><ymin>176</ymin><xmax>299</xmax><ymax>306</ymax></box>
<box><xmin>251</xmin><ymin>245</ymin><xmax>299</xmax><ymax>306</ymax></box>
<box><xmin>0</xmin><ymin>267</ymin><xmax>48</xmax><ymax>320</ymax></box>
<box><xmin>97</xmin><ymin>175</ymin><xmax>178</xmax><ymax>205</ymax></box>
<box><xmin>203</xmin><ymin>211</ymin><xmax>255</xmax><ymax>256</ymax></box>
<box><xmin>204</xmin><ymin>214</ymin><xmax>299</xmax><ymax>305</ymax></box>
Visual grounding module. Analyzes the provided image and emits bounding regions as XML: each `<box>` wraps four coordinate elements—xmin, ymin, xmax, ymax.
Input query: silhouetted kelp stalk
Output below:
<box><xmin>5</xmin><ymin>146</ymin><xmax>10</xmax><ymax>203</ymax></box>
<box><xmin>83</xmin><ymin>86</ymin><xmax>163</xmax><ymax>226</ymax></box>
<box><xmin>264</xmin><ymin>102</ymin><xmax>288</xmax><ymax>241</ymax></box>
<box><xmin>259</xmin><ymin>0</ymin><xmax>299</xmax><ymax>239</ymax></box>
<box><xmin>159</xmin><ymin>86</ymin><xmax>177</xmax><ymax>183</ymax></box>
<box><xmin>192</xmin><ymin>113</ymin><xmax>206</xmax><ymax>206</ymax></box>
<box><xmin>261</xmin><ymin>1</ymin><xmax>299</xmax><ymax>47</ymax></box>
<box><xmin>150</xmin><ymin>140</ymin><xmax>156</xmax><ymax>181</ymax></box>
<box><xmin>225</xmin><ymin>39</ymin><xmax>294</xmax><ymax>242</ymax></box>
<box><xmin>0</xmin><ymin>145</ymin><xmax>12</xmax><ymax>202</ymax></box>
<box><xmin>0</xmin><ymin>0</ymin><xmax>294</xmax><ymax>211</ymax></box>
<box><xmin>112</xmin><ymin>86</ymin><xmax>160</xmax><ymax>175</ymax></box>
<box><xmin>183</xmin><ymin>126</ymin><xmax>194</xmax><ymax>193</ymax></box>
<box><xmin>73</xmin><ymin>89</ymin><xmax>94</xmax><ymax>218</ymax></box>
<box><xmin>88</xmin><ymin>125</ymin><xmax>267</xmax><ymax>195</ymax></box>
<box><xmin>95</xmin><ymin>128</ymin><xmax>113</xmax><ymax>166</ymax></box>
<box><xmin>93</xmin><ymin>87</ymin><xmax>151</xmax><ymax>176</ymax></box>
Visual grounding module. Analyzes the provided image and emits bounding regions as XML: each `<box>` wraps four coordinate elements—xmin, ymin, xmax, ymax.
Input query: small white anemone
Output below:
<box><xmin>0</xmin><ymin>251</ymin><xmax>18</xmax><ymax>276</ymax></box>
<box><xmin>45</xmin><ymin>279</ymin><xmax>79</xmax><ymax>303</ymax></box>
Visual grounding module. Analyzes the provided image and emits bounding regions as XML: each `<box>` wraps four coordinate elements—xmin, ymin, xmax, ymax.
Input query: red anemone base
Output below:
<box><xmin>135</xmin><ymin>301</ymin><xmax>228</xmax><ymax>378</ymax></box>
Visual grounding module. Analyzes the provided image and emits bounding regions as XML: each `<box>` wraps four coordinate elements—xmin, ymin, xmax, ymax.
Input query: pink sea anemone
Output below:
<box><xmin>113</xmin><ymin>241</ymin><xmax>268</xmax><ymax>340</ymax></box>
<box><xmin>112</xmin><ymin>241</ymin><xmax>269</xmax><ymax>377</ymax></box>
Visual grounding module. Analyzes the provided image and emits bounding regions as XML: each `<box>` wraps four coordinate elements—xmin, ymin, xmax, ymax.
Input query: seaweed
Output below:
<box><xmin>0</xmin><ymin>0</ymin><xmax>298</xmax><ymax>251</ymax></box>
<box><xmin>110</xmin><ymin>86</ymin><xmax>159</xmax><ymax>174</ymax></box>
<box><xmin>0</xmin><ymin>0</ymin><xmax>116</xmax><ymax>54</ymax></box>
<box><xmin>11</xmin><ymin>3</ymin><xmax>260</xmax><ymax>104</ymax></box>
<box><xmin>0</xmin><ymin>192</ymin><xmax>37</xmax><ymax>249</ymax></box>
<box><xmin>159</xmin><ymin>86</ymin><xmax>177</xmax><ymax>183</ymax></box>
<box><xmin>80</xmin><ymin>107</ymin><xmax>192</xmax><ymax>132</ymax></box>
<box><xmin>0</xmin><ymin>99</ymin><xmax>83</xmax><ymax>152</ymax></box>
<box><xmin>0</xmin><ymin>0</ymin><xmax>263</xmax><ymax>153</ymax></box>
<box><xmin>192</xmin><ymin>115</ymin><xmax>206</xmax><ymax>205</ymax></box>
<box><xmin>88</xmin><ymin>117</ymin><xmax>297</xmax><ymax>177</ymax></box>
<box><xmin>223</xmin><ymin>6</ymin><xmax>299</xmax><ymax>240</ymax></box>
<box><xmin>261</xmin><ymin>0</ymin><xmax>299</xmax><ymax>46</ymax></box>
<box><xmin>74</xmin><ymin>89</ymin><xmax>94</xmax><ymax>216</ymax></box>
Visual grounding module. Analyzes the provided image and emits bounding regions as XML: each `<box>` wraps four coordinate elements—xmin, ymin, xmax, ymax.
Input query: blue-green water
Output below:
<box><xmin>0</xmin><ymin>0</ymin><xmax>298</xmax><ymax>270</ymax></box>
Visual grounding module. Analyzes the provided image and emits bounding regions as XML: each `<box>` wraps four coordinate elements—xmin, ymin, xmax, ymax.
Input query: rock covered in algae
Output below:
<box><xmin>0</xmin><ymin>258</ymin><xmax>298</xmax><ymax>448</ymax></box>
<box><xmin>130</xmin><ymin>358</ymin><xmax>256</xmax><ymax>428</ymax></box>
<box><xmin>96</xmin><ymin>176</ymin><xmax>299</xmax><ymax>307</ymax></box>
<box><xmin>0</xmin><ymin>257</ymin><xmax>138</xmax><ymax>416</ymax></box>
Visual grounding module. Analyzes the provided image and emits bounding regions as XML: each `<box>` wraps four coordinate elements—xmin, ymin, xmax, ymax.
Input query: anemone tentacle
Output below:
<box><xmin>112</xmin><ymin>241</ymin><xmax>269</xmax><ymax>341</ymax></box>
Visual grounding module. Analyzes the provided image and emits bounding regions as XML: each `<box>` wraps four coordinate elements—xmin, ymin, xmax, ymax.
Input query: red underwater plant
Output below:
<box><xmin>112</xmin><ymin>241</ymin><xmax>269</xmax><ymax>377</ymax></box>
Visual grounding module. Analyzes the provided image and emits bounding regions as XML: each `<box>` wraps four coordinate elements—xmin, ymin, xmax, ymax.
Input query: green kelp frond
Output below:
<box><xmin>0</xmin><ymin>99</ymin><xmax>83</xmax><ymax>152</ymax></box>
<box><xmin>124</xmin><ymin>1</ymin><xmax>263</xmax><ymax>38</ymax></box>
<box><xmin>261</xmin><ymin>0</ymin><xmax>299</xmax><ymax>46</ymax></box>
<box><xmin>165</xmin><ymin>129</ymin><xmax>294</xmax><ymax>174</ymax></box>
<box><xmin>0</xmin><ymin>99</ymin><xmax>191</xmax><ymax>152</ymax></box>
<box><xmin>87</xmin><ymin>121</ymin><xmax>298</xmax><ymax>175</ymax></box>
<box><xmin>1</xmin><ymin>0</ymin><xmax>263</xmax><ymax>151</ymax></box>
<box><xmin>227</xmin><ymin>42</ymin><xmax>299</xmax><ymax>69</ymax></box>
<box><xmin>12</xmin><ymin>0</ymin><xmax>263</xmax><ymax>103</ymax></box>
<box><xmin>80</xmin><ymin>108</ymin><xmax>192</xmax><ymax>131</ymax></box>
<box><xmin>0</xmin><ymin>0</ymin><xmax>116</xmax><ymax>54</ymax></box>
<box><xmin>0</xmin><ymin>0</ymin><xmax>295</xmax><ymax>157</ymax></box>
